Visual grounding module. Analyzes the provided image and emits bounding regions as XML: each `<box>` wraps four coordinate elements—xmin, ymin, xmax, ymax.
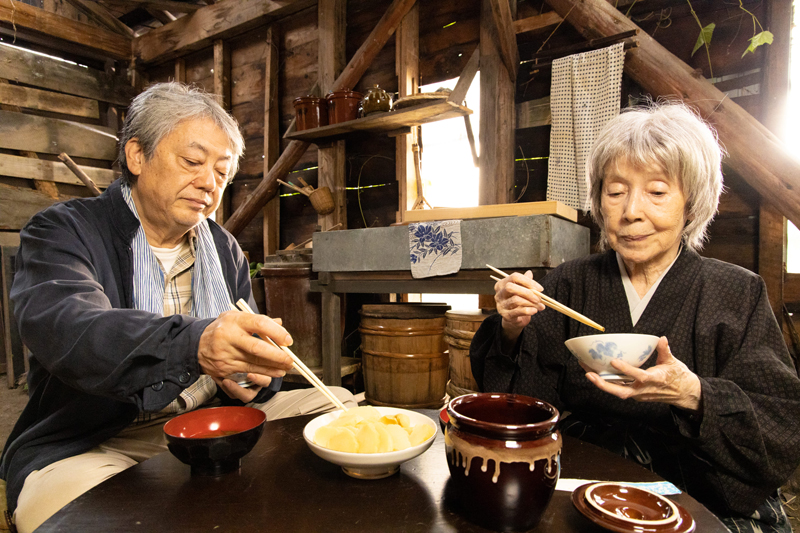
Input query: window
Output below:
<box><xmin>784</xmin><ymin>3</ymin><xmax>800</xmax><ymax>273</ymax></box>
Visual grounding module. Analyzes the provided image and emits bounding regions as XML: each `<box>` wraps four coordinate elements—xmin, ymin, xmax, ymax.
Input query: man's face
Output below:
<box><xmin>125</xmin><ymin>117</ymin><xmax>233</xmax><ymax>247</ymax></box>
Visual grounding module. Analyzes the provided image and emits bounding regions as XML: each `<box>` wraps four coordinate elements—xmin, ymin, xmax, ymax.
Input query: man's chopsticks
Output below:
<box><xmin>487</xmin><ymin>264</ymin><xmax>605</xmax><ymax>332</ymax></box>
<box><xmin>231</xmin><ymin>299</ymin><xmax>349</xmax><ymax>411</ymax></box>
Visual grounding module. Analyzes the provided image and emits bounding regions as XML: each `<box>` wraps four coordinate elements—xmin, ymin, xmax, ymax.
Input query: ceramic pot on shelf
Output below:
<box><xmin>326</xmin><ymin>90</ymin><xmax>362</xmax><ymax>124</ymax></box>
<box><xmin>360</xmin><ymin>85</ymin><xmax>392</xmax><ymax>117</ymax></box>
<box><xmin>444</xmin><ymin>393</ymin><xmax>562</xmax><ymax>532</ymax></box>
<box><xmin>293</xmin><ymin>96</ymin><xmax>327</xmax><ymax>131</ymax></box>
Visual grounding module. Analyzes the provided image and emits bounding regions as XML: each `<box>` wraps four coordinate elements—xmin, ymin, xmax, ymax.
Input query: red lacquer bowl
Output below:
<box><xmin>163</xmin><ymin>406</ymin><xmax>266</xmax><ymax>476</ymax></box>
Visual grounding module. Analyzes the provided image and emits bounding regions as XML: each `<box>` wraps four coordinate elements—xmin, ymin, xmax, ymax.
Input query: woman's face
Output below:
<box><xmin>600</xmin><ymin>157</ymin><xmax>687</xmax><ymax>271</ymax></box>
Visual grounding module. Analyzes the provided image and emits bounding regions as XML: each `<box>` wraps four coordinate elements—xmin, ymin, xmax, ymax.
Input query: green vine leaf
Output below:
<box><xmin>742</xmin><ymin>30</ymin><xmax>774</xmax><ymax>58</ymax></box>
<box><xmin>692</xmin><ymin>23</ymin><xmax>715</xmax><ymax>57</ymax></box>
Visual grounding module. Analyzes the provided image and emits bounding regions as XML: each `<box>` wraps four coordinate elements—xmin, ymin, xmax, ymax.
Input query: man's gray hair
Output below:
<box><xmin>587</xmin><ymin>101</ymin><xmax>724</xmax><ymax>252</ymax></box>
<box><xmin>117</xmin><ymin>82</ymin><xmax>245</xmax><ymax>184</ymax></box>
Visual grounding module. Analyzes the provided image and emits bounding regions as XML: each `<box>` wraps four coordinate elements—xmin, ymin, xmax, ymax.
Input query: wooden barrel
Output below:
<box><xmin>261</xmin><ymin>262</ymin><xmax>321</xmax><ymax>368</ymax></box>
<box><xmin>359</xmin><ymin>303</ymin><xmax>450</xmax><ymax>408</ymax></box>
<box><xmin>443</xmin><ymin>309</ymin><xmax>492</xmax><ymax>394</ymax></box>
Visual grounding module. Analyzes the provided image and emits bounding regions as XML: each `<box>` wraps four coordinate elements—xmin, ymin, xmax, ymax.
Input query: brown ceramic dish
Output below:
<box><xmin>585</xmin><ymin>482</ymin><xmax>679</xmax><ymax>526</ymax></box>
<box><xmin>444</xmin><ymin>393</ymin><xmax>561</xmax><ymax>532</ymax></box>
<box><xmin>572</xmin><ymin>483</ymin><xmax>696</xmax><ymax>533</ymax></box>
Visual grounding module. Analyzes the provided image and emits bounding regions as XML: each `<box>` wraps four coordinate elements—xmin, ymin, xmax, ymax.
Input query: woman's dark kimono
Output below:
<box><xmin>471</xmin><ymin>247</ymin><xmax>800</xmax><ymax>521</ymax></box>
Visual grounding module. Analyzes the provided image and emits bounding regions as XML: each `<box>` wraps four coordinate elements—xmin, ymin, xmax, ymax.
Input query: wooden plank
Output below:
<box><xmin>0</xmin><ymin>44</ymin><xmax>136</xmax><ymax>106</ymax></box>
<box><xmin>543</xmin><ymin>0</ymin><xmax>800</xmax><ymax>235</ymax></box>
<box><xmin>447</xmin><ymin>45</ymin><xmax>479</xmax><ymax>106</ymax></box>
<box><xmin>174</xmin><ymin>58</ymin><xmax>186</xmax><ymax>83</ymax></box>
<box><xmin>0</xmin><ymin>110</ymin><xmax>117</xmax><ymax>160</ymax></box>
<box><xmin>224</xmin><ymin>0</ymin><xmax>417</xmax><ymax>237</ymax></box>
<box><xmin>0</xmin><ymin>0</ymin><xmax>131</xmax><ymax>61</ymax></box>
<box><xmin>487</xmin><ymin>0</ymin><xmax>518</xmax><ymax>83</ymax></box>
<box><xmin>480</xmin><ymin>0</ymin><xmax>515</xmax><ymax>206</ymax></box>
<box><xmin>133</xmin><ymin>0</ymin><xmax>316</xmax><ymax>64</ymax></box>
<box><xmin>0</xmin><ymin>83</ymin><xmax>99</xmax><ymax>119</ymax></box>
<box><xmin>395</xmin><ymin>2</ymin><xmax>419</xmax><ymax>223</ymax></box>
<box><xmin>0</xmin><ymin>184</ymin><xmax>60</xmax><ymax>230</ymax></box>
<box><xmin>285</xmin><ymin>101</ymin><xmax>472</xmax><ymax>142</ymax></box>
<box><xmin>516</xmin><ymin>96</ymin><xmax>551</xmax><ymax>129</ymax></box>
<box><xmin>263</xmin><ymin>25</ymin><xmax>280</xmax><ymax>256</ymax></box>
<box><xmin>402</xmin><ymin>201</ymin><xmax>578</xmax><ymax>223</ymax></box>
<box><xmin>213</xmin><ymin>40</ymin><xmax>231</xmax><ymax>110</ymax></box>
<box><xmin>514</xmin><ymin>11</ymin><xmax>562</xmax><ymax>34</ymax></box>
<box><xmin>117</xmin><ymin>0</ymin><xmax>202</xmax><ymax>12</ymax></box>
<box><xmin>317</xmin><ymin>0</ymin><xmax>347</xmax><ymax>232</ymax></box>
<box><xmin>63</xmin><ymin>0</ymin><xmax>135</xmax><ymax>37</ymax></box>
<box><xmin>321</xmin><ymin>291</ymin><xmax>342</xmax><ymax>386</ymax></box>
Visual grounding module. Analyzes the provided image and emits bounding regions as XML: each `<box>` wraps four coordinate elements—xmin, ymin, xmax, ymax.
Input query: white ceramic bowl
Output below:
<box><xmin>303</xmin><ymin>406</ymin><xmax>438</xmax><ymax>479</ymax></box>
<box><xmin>564</xmin><ymin>333</ymin><xmax>659</xmax><ymax>383</ymax></box>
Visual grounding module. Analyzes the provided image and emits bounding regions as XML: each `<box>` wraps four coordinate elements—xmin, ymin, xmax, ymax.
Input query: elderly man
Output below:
<box><xmin>0</xmin><ymin>83</ymin><xmax>355</xmax><ymax>532</ymax></box>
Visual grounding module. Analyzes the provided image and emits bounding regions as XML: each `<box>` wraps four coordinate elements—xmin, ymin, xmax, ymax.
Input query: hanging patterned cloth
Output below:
<box><xmin>548</xmin><ymin>42</ymin><xmax>625</xmax><ymax>211</ymax></box>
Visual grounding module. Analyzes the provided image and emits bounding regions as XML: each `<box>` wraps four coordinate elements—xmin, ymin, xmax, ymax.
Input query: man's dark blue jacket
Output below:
<box><xmin>0</xmin><ymin>180</ymin><xmax>280</xmax><ymax>511</ymax></box>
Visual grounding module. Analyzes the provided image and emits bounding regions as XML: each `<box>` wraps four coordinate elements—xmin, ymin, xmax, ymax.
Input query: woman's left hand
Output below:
<box><xmin>584</xmin><ymin>336</ymin><xmax>702</xmax><ymax>412</ymax></box>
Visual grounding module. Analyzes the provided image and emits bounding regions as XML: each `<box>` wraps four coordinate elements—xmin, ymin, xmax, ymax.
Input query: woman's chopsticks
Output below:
<box><xmin>231</xmin><ymin>299</ymin><xmax>349</xmax><ymax>411</ymax></box>
<box><xmin>487</xmin><ymin>264</ymin><xmax>605</xmax><ymax>332</ymax></box>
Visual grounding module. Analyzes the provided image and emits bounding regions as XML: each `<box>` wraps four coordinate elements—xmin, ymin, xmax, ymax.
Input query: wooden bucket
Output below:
<box><xmin>443</xmin><ymin>309</ymin><xmax>492</xmax><ymax>393</ymax></box>
<box><xmin>359</xmin><ymin>303</ymin><xmax>450</xmax><ymax>408</ymax></box>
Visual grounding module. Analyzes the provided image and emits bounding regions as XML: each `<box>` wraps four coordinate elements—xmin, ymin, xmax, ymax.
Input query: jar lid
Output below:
<box><xmin>326</xmin><ymin>90</ymin><xmax>363</xmax><ymax>100</ymax></box>
<box><xmin>293</xmin><ymin>95</ymin><xmax>323</xmax><ymax>105</ymax></box>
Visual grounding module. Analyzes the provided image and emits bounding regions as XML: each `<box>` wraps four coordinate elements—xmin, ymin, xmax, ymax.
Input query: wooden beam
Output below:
<box><xmin>487</xmin><ymin>0</ymin><xmax>519</xmax><ymax>83</ymax></box>
<box><xmin>133</xmin><ymin>0</ymin><xmax>316</xmax><ymax>64</ymax></box>
<box><xmin>544</xmin><ymin>0</ymin><xmax>800</xmax><ymax>233</ymax></box>
<box><xmin>146</xmin><ymin>7</ymin><xmax>176</xmax><ymax>25</ymax></box>
<box><xmin>224</xmin><ymin>0</ymin><xmax>417</xmax><ymax>236</ymax></box>
<box><xmin>0</xmin><ymin>44</ymin><xmax>136</xmax><ymax>106</ymax></box>
<box><xmin>516</xmin><ymin>96</ymin><xmax>551</xmax><ymax>129</ymax></box>
<box><xmin>63</xmin><ymin>0</ymin><xmax>135</xmax><ymax>37</ymax></box>
<box><xmin>119</xmin><ymin>0</ymin><xmax>202</xmax><ymax>12</ymax></box>
<box><xmin>0</xmin><ymin>153</ymin><xmax>115</xmax><ymax>188</ymax></box>
<box><xmin>514</xmin><ymin>11</ymin><xmax>562</xmax><ymax>34</ymax></box>
<box><xmin>0</xmin><ymin>110</ymin><xmax>117</xmax><ymax>160</ymax></box>
<box><xmin>0</xmin><ymin>83</ymin><xmax>99</xmax><ymax>119</ymax></box>
<box><xmin>447</xmin><ymin>45</ymin><xmax>479</xmax><ymax>106</ymax></box>
<box><xmin>174</xmin><ymin>58</ymin><xmax>186</xmax><ymax>83</ymax></box>
<box><xmin>0</xmin><ymin>184</ymin><xmax>60</xmax><ymax>230</ymax></box>
<box><xmin>480</xmin><ymin>0</ymin><xmax>516</xmax><ymax>206</ymax></box>
<box><xmin>263</xmin><ymin>25</ymin><xmax>280</xmax><ymax>257</ymax></box>
<box><xmin>395</xmin><ymin>2</ymin><xmax>419</xmax><ymax>223</ymax></box>
<box><xmin>0</xmin><ymin>0</ymin><xmax>131</xmax><ymax>61</ymax></box>
<box><xmin>318</xmin><ymin>0</ymin><xmax>347</xmax><ymax>234</ymax></box>
<box><xmin>213</xmin><ymin>40</ymin><xmax>231</xmax><ymax>110</ymax></box>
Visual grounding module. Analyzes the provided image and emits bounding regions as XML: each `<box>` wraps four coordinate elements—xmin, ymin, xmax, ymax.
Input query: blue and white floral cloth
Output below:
<box><xmin>409</xmin><ymin>220</ymin><xmax>462</xmax><ymax>279</ymax></box>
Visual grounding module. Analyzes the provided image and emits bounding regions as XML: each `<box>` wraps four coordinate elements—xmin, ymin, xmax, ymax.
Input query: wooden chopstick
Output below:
<box><xmin>487</xmin><ymin>264</ymin><xmax>605</xmax><ymax>332</ymax></box>
<box><xmin>233</xmin><ymin>299</ymin><xmax>349</xmax><ymax>411</ymax></box>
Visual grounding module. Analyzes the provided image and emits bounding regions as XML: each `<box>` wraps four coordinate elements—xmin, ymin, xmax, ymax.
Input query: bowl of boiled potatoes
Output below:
<box><xmin>303</xmin><ymin>405</ymin><xmax>437</xmax><ymax>479</ymax></box>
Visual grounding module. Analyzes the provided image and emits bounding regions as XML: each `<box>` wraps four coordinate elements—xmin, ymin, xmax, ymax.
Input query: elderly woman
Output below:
<box><xmin>470</xmin><ymin>103</ymin><xmax>800</xmax><ymax>532</ymax></box>
<box><xmin>0</xmin><ymin>83</ymin><xmax>354</xmax><ymax>532</ymax></box>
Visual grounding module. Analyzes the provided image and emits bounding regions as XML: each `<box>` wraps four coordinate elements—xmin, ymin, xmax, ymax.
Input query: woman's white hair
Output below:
<box><xmin>587</xmin><ymin>101</ymin><xmax>725</xmax><ymax>252</ymax></box>
<box><xmin>117</xmin><ymin>82</ymin><xmax>244</xmax><ymax>185</ymax></box>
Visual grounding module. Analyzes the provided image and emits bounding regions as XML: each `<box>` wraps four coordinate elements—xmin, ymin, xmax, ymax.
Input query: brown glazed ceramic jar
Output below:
<box><xmin>445</xmin><ymin>393</ymin><xmax>561</xmax><ymax>532</ymax></box>
<box><xmin>326</xmin><ymin>90</ymin><xmax>362</xmax><ymax>124</ymax></box>
<box><xmin>293</xmin><ymin>96</ymin><xmax>327</xmax><ymax>131</ymax></box>
<box><xmin>360</xmin><ymin>85</ymin><xmax>392</xmax><ymax>116</ymax></box>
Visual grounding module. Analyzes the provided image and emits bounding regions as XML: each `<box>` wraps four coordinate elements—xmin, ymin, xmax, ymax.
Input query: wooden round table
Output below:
<box><xmin>38</xmin><ymin>410</ymin><xmax>728</xmax><ymax>532</ymax></box>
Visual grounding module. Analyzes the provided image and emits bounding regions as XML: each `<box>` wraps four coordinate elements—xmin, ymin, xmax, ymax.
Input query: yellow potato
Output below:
<box><xmin>315</xmin><ymin>409</ymin><xmax>434</xmax><ymax>453</ymax></box>
<box><xmin>409</xmin><ymin>423</ymin><xmax>435</xmax><ymax>446</ymax></box>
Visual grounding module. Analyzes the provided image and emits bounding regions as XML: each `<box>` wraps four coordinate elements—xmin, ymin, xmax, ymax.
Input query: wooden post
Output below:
<box><xmin>479</xmin><ymin>0</ymin><xmax>516</xmax><ymax>206</ymax></box>
<box><xmin>174</xmin><ymin>58</ymin><xmax>186</xmax><ymax>83</ymax></box>
<box><xmin>395</xmin><ymin>2</ymin><xmax>419</xmax><ymax>223</ymax></box>
<box><xmin>214</xmin><ymin>39</ymin><xmax>232</xmax><ymax>224</ymax></box>
<box><xmin>543</xmin><ymin>0</ymin><xmax>800</xmax><ymax>233</ymax></box>
<box><xmin>263</xmin><ymin>26</ymin><xmax>280</xmax><ymax>257</ymax></box>
<box><xmin>759</xmin><ymin>0</ymin><xmax>792</xmax><ymax>327</ymax></box>
<box><xmin>224</xmin><ymin>0</ymin><xmax>418</xmax><ymax>237</ymax></box>
<box><xmin>318</xmin><ymin>0</ymin><xmax>347</xmax><ymax>233</ymax></box>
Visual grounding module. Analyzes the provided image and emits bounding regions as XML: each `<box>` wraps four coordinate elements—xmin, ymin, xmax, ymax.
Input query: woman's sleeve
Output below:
<box><xmin>12</xmin><ymin>210</ymin><xmax>212</xmax><ymax>412</ymax></box>
<box><xmin>674</xmin><ymin>273</ymin><xmax>800</xmax><ymax>514</ymax></box>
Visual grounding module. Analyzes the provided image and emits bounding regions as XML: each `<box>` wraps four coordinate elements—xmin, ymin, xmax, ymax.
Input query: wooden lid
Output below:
<box><xmin>360</xmin><ymin>303</ymin><xmax>451</xmax><ymax>319</ymax></box>
<box><xmin>445</xmin><ymin>309</ymin><xmax>494</xmax><ymax>321</ymax></box>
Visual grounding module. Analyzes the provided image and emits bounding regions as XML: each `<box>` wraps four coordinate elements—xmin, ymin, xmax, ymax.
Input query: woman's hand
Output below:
<box><xmin>584</xmin><ymin>337</ymin><xmax>702</xmax><ymax>412</ymax></box>
<box><xmin>494</xmin><ymin>271</ymin><xmax>546</xmax><ymax>349</ymax></box>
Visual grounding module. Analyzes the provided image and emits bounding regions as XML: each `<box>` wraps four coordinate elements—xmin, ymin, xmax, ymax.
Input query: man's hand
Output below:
<box><xmin>584</xmin><ymin>336</ymin><xmax>702</xmax><ymax>412</ymax></box>
<box><xmin>198</xmin><ymin>311</ymin><xmax>294</xmax><ymax>389</ymax></box>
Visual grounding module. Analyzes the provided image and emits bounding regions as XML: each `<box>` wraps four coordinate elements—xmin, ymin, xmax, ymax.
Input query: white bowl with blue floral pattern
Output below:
<box><xmin>564</xmin><ymin>334</ymin><xmax>659</xmax><ymax>383</ymax></box>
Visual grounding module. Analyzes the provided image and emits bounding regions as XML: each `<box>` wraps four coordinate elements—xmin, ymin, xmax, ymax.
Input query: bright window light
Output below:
<box><xmin>415</xmin><ymin>75</ymin><xmax>482</xmax><ymax>310</ymax></box>
<box><xmin>784</xmin><ymin>3</ymin><xmax>800</xmax><ymax>272</ymax></box>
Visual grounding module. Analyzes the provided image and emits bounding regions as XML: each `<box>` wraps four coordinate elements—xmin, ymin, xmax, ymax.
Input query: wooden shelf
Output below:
<box><xmin>284</xmin><ymin>100</ymin><xmax>472</xmax><ymax>143</ymax></box>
